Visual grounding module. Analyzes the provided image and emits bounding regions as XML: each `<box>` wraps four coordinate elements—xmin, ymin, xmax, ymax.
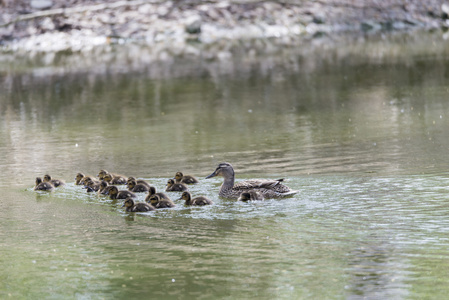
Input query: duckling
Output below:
<box><xmin>106</xmin><ymin>186</ymin><xmax>136</xmax><ymax>200</ymax></box>
<box><xmin>174</xmin><ymin>171</ymin><xmax>199</xmax><ymax>184</ymax></box>
<box><xmin>75</xmin><ymin>173</ymin><xmax>85</xmax><ymax>185</ymax></box>
<box><xmin>147</xmin><ymin>194</ymin><xmax>176</xmax><ymax>208</ymax></box>
<box><xmin>165</xmin><ymin>178</ymin><xmax>188</xmax><ymax>192</ymax></box>
<box><xmin>43</xmin><ymin>174</ymin><xmax>65</xmax><ymax>187</ymax></box>
<box><xmin>84</xmin><ymin>178</ymin><xmax>101</xmax><ymax>193</ymax></box>
<box><xmin>80</xmin><ymin>176</ymin><xmax>97</xmax><ymax>186</ymax></box>
<box><xmin>206</xmin><ymin>162</ymin><xmax>298</xmax><ymax>199</ymax></box>
<box><xmin>145</xmin><ymin>186</ymin><xmax>171</xmax><ymax>202</ymax></box>
<box><xmin>127</xmin><ymin>179</ymin><xmax>150</xmax><ymax>193</ymax></box>
<box><xmin>179</xmin><ymin>191</ymin><xmax>213</xmax><ymax>206</ymax></box>
<box><xmin>127</xmin><ymin>176</ymin><xmax>151</xmax><ymax>188</ymax></box>
<box><xmin>100</xmin><ymin>184</ymin><xmax>116</xmax><ymax>196</ymax></box>
<box><xmin>98</xmin><ymin>169</ymin><xmax>109</xmax><ymax>180</ymax></box>
<box><xmin>103</xmin><ymin>173</ymin><xmax>127</xmax><ymax>185</ymax></box>
<box><xmin>34</xmin><ymin>177</ymin><xmax>54</xmax><ymax>191</ymax></box>
<box><xmin>97</xmin><ymin>180</ymin><xmax>110</xmax><ymax>195</ymax></box>
<box><xmin>122</xmin><ymin>198</ymin><xmax>155</xmax><ymax>212</ymax></box>
<box><xmin>237</xmin><ymin>190</ymin><xmax>265</xmax><ymax>201</ymax></box>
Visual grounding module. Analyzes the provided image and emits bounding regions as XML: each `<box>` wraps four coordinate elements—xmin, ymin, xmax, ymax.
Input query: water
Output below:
<box><xmin>2</xmin><ymin>31</ymin><xmax>449</xmax><ymax>299</ymax></box>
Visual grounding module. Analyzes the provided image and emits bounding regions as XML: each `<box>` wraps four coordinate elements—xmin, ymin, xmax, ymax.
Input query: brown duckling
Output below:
<box><xmin>103</xmin><ymin>173</ymin><xmax>127</xmax><ymax>185</ymax></box>
<box><xmin>127</xmin><ymin>179</ymin><xmax>150</xmax><ymax>193</ymax></box>
<box><xmin>106</xmin><ymin>186</ymin><xmax>136</xmax><ymax>200</ymax></box>
<box><xmin>97</xmin><ymin>169</ymin><xmax>111</xmax><ymax>180</ymax></box>
<box><xmin>34</xmin><ymin>177</ymin><xmax>54</xmax><ymax>191</ymax></box>
<box><xmin>43</xmin><ymin>174</ymin><xmax>65</xmax><ymax>187</ymax></box>
<box><xmin>174</xmin><ymin>171</ymin><xmax>199</xmax><ymax>184</ymax></box>
<box><xmin>127</xmin><ymin>176</ymin><xmax>151</xmax><ymax>188</ymax></box>
<box><xmin>165</xmin><ymin>179</ymin><xmax>188</xmax><ymax>192</ymax></box>
<box><xmin>122</xmin><ymin>198</ymin><xmax>155</xmax><ymax>212</ymax></box>
<box><xmin>75</xmin><ymin>173</ymin><xmax>85</xmax><ymax>185</ymax></box>
<box><xmin>147</xmin><ymin>194</ymin><xmax>176</xmax><ymax>208</ymax></box>
<box><xmin>237</xmin><ymin>190</ymin><xmax>265</xmax><ymax>202</ymax></box>
<box><xmin>84</xmin><ymin>178</ymin><xmax>101</xmax><ymax>193</ymax></box>
<box><xmin>100</xmin><ymin>184</ymin><xmax>116</xmax><ymax>196</ymax></box>
<box><xmin>80</xmin><ymin>175</ymin><xmax>97</xmax><ymax>186</ymax></box>
<box><xmin>146</xmin><ymin>186</ymin><xmax>171</xmax><ymax>201</ymax></box>
<box><xmin>179</xmin><ymin>191</ymin><xmax>213</xmax><ymax>206</ymax></box>
<box><xmin>97</xmin><ymin>180</ymin><xmax>109</xmax><ymax>195</ymax></box>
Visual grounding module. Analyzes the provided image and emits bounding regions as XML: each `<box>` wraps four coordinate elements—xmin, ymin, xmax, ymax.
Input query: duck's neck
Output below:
<box><xmin>221</xmin><ymin>173</ymin><xmax>235</xmax><ymax>189</ymax></box>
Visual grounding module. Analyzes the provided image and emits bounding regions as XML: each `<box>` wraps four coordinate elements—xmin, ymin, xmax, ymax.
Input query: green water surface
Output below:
<box><xmin>1</xmin><ymin>32</ymin><xmax>449</xmax><ymax>299</ymax></box>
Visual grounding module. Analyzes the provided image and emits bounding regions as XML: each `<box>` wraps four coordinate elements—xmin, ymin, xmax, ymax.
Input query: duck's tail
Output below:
<box><xmin>281</xmin><ymin>190</ymin><xmax>299</xmax><ymax>197</ymax></box>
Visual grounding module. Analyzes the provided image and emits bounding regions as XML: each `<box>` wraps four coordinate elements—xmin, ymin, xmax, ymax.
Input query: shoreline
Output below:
<box><xmin>1</xmin><ymin>0</ymin><xmax>449</xmax><ymax>53</ymax></box>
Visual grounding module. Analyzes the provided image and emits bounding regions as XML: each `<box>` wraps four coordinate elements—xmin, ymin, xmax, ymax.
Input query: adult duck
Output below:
<box><xmin>205</xmin><ymin>162</ymin><xmax>298</xmax><ymax>199</ymax></box>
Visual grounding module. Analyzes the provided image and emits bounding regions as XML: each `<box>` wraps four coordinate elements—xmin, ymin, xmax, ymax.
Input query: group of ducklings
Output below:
<box><xmin>35</xmin><ymin>170</ymin><xmax>213</xmax><ymax>213</ymax></box>
<box><xmin>34</xmin><ymin>174</ymin><xmax>66</xmax><ymax>191</ymax></box>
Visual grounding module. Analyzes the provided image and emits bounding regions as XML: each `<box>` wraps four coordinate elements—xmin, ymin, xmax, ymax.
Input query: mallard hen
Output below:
<box><xmin>205</xmin><ymin>162</ymin><xmax>298</xmax><ymax>199</ymax></box>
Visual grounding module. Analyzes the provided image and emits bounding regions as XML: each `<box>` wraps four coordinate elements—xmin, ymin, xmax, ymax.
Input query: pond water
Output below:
<box><xmin>1</xmin><ymin>31</ymin><xmax>449</xmax><ymax>299</ymax></box>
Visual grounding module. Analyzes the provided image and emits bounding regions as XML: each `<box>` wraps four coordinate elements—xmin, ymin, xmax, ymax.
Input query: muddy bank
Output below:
<box><xmin>1</xmin><ymin>0</ymin><xmax>449</xmax><ymax>53</ymax></box>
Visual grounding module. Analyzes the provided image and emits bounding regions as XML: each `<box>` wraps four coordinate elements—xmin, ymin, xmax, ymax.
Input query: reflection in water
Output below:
<box><xmin>346</xmin><ymin>238</ymin><xmax>410</xmax><ymax>299</ymax></box>
<box><xmin>2</xmin><ymin>32</ymin><xmax>449</xmax><ymax>183</ymax></box>
<box><xmin>2</xmin><ymin>31</ymin><xmax>449</xmax><ymax>299</ymax></box>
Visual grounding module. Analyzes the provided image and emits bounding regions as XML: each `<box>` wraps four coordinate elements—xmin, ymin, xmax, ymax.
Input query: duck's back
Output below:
<box><xmin>222</xmin><ymin>178</ymin><xmax>297</xmax><ymax>199</ymax></box>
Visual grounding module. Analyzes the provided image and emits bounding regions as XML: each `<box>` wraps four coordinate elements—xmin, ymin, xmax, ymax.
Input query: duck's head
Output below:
<box><xmin>103</xmin><ymin>173</ymin><xmax>113</xmax><ymax>183</ymax></box>
<box><xmin>122</xmin><ymin>197</ymin><xmax>135</xmax><ymax>208</ymax></box>
<box><xmin>127</xmin><ymin>176</ymin><xmax>136</xmax><ymax>184</ymax></box>
<box><xmin>43</xmin><ymin>174</ymin><xmax>52</xmax><ymax>182</ymax></box>
<box><xmin>147</xmin><ymin>194</ymin><xmax>161</xmax><ymax>206</ymax></box>
<box><xmin>35</xmin><ymin>177</ymin><xmax>43</xmax><ymax>185</ymax></box>
<box><xmin>166</xmin><ymin>179</ymin><xmax>175</xmax><ymax>187</ymax></box>
<box><xmin>206</xmin><ymin>162</ymin><xmax>234</xmax><ymax>179</ymax></box>
<box><xmin>106</xmin><ymin>186</ymin><xmax>118</xmax><ymax>196</ymax></box>
<box><xmin>147</xmin><ymin>186</ymin><xmax>157</xmax><ymax>196</ymax></box>
<box><xmin>127</xmin><ymin>180</ymin><xmax>137</xmax><ymax>189</ymax></box>
<box><xmin>178</xmin><ymin>191</ymin><xmax>192</xmax><ymax>201</ymax></box>
<box><xmin>98</xmin><ymin>170</ymin><xmax>108</xmax><ymax>179</ymax></box>
<box><xmin>174</xmin><ymin>172</ymin><xmax>183</xmax><ymax>181</ymax></box>
<box><xmin>75</xmin><ymin>173</ymin><xmax>84</xmax><ymax>181</ymax></box>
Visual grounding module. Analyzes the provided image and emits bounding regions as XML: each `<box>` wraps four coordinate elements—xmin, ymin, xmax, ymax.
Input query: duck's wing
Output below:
<box><xmin>233</xmin><ymin>179</ymin><xmax>291</xmax><ymax>192</ymax></box>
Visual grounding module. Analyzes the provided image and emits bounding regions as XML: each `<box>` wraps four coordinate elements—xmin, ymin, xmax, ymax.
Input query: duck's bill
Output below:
<box><xmin>205</xmin><ymin>171</ymin><xmax>217</xmax><ymax>179</ymax></box>
<box><xmin>121</xmin><ymin>204</ymin><xmax>125</xmax><ymax>207</ymax></box>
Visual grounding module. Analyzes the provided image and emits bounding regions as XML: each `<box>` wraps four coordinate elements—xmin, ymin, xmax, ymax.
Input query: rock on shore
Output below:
<box><xmin>1</xmin><ymin>0</ymin><xmax>449</xmax><ymax>53</ymax></box>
